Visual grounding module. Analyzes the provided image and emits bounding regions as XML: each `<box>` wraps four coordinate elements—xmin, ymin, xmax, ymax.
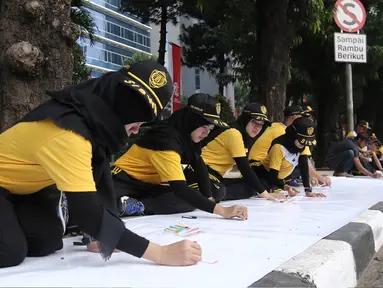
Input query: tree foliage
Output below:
<box><xmin>70</xmin><ymin>0</ymin><xmax>97</xmax><ymax>44</ymax></box>
<box><xmin>72</xmin><ymin>43</ymin><xmax>91</xmax><ymax>84</ymax></box>
<box><xmin>180</xmin><ymin>1</ymin><xmax>235</xmax><ymax>95</ymax></box>
<box><xmin>124</xmin><ymin>52</ymin><xmax>158</xmax><ymax>66</ymax></box>
<box><xmin>120</xmin><ymin>0</ymin><xmax>199</xmax><ymax>65</ymax></box>
<box><xmin>215</xmin><ymin>94</ymin><xmax>235</xmax><ymax>123</ymax></box>
<box><xmin>70</xmin><ymin>0</ymin><xmax>96</xmax><ymax>84</ymax></box>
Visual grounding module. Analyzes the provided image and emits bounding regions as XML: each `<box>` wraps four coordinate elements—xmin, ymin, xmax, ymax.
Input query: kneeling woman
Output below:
<box><xmin>251</xmin><ymin>117</ymin><xmax>326</xmax><ymax>198</ymax></box>
<box><xmin>185</xmin><ymin>103</ymin><xmax>285</xmax><ymax>201</ymax></box>
<box><xmin>111</xmin><ymin>93</ymin><xmax>248</xmax><ymax>219</ymax></box>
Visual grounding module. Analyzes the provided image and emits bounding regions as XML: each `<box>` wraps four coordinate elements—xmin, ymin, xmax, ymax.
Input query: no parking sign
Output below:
<box><xmin>334</xmin><ymin>0</ymin><xmax>366</xmax><ymax>32</ymax></box>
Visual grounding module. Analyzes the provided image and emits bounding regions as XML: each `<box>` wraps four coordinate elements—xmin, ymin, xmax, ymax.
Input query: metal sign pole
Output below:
<box><xmin>345</xmin><ymin>63</ymin><xmax>354</xmax><ymax>130</ymax></box>
<box><xmin>334</xmin><ymin>0</ymin><xmax>367</xmax><ymax>133</ymax></box>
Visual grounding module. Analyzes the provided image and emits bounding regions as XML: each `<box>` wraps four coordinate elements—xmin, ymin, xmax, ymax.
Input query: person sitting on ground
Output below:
<box><xmin>248</xmin><ymin>105</ymin><xmax>331</xmax><ymax>189</ymax></box>
<box><xmin>348</xmin><ymin>129</ymin><xmax>378</xmax><ymax>176</ymax></box>
<box><xmin>110</xmin><ymin>93</ymin><xmax>248</xmax><ymax>221</ymax></box>
<box><xmin>289</xmin><ymin>105</ymin><xmax>332</xmax><ymax>187</ymax></box>
<box><xmin>251</xmin><ymin>117</ymin><xmax>326</xmax><ymax>198</ymax></box>
<box><xmin>346</xmin><ymin>120</ymin><xmax>372</xmax><ymax>158</ymax></box>
<box><xmin>185</xmin><ymin>103</ymin><xmax>286</xmax><ymax>201</ymax></box>
<box><xmin>248</xmin><ymin>105</ymin><xmax>304</xmax><ymax>166</ymax></box>
<box><xmin>0</xmin><ymin>60</ymin><xmax>203</xmax><ymax>268</ymax></box>
<box><xmin>327</xmin><ymin>132</ymin><xmax>381</xmax><ymax>178</ymax></box>
<box><xmin>368</xmin><ymin>138</ymin><xmax>383</xmax><ymax>172</ymax></box>
<box><xmin>346</xmin><ymin>120</ymin><xmax>370</xmax><ymax>138</ymax></box>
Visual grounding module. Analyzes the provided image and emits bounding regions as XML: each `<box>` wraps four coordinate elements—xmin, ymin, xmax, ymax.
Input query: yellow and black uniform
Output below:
<box><xmin>201</xmin><ymin>128</ymin><xmax>248</xmax><ymax>176</ymax></box>
<box><xmin>248</xmin><ymin>122</ymin><xmax>288</xmax><ymax>162</ymax></box>
<box><xmin>0</xmin><ymin>60</ymin><xmax>173</xmax><ymax>268</ymax></box>
<box><xmin>113</xmin><ymin>145</ymin><xmax>186</xmax><ymax>185</ymax></box>
<box><xmin>248</xmin><ymin>105</ymin><xmax>304</xmax><ymax>163</ymax></box>
<box><xmin>248</xmin><ymin>123</ymin><xmax>312</xmax><ymax>182</ymax></box>
<box><xmin>112</xmin><ymin>93</ymin><xmax>226</xmax><ymax>216</ymax></box>
<box><xmin>0</xmin><ymin>120</ymin><xmax>96</xmax><ymax>195</ymax></box>
<box><xmin>252</xmin><ymin>117</ymin><xmax>316</xmax><ymax>193</ymax></box>
<box><xmin>185</xmin><ymin>103</ymin><xmax>270</xmax><ymax>201</ymax></box>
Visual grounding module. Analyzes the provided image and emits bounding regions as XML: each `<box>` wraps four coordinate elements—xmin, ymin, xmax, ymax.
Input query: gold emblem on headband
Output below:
<box><xmin>261</xmin><ymin>105</ymin><xmax>267</xmax><ymax>115</ymax></box>
<box><xmin>149</xmin><ymin>70</ymin><xmax>167</xmax><ymax>88</ymax></box>
<box><xmin>307</xmin><ymin>127</ymin><xmax>314</xmax><ymax>136</ymax></box>
<box><xmin>216</xmin><ymin>103</ymin><xmax>221</xmax><ymax>115</ymax></box>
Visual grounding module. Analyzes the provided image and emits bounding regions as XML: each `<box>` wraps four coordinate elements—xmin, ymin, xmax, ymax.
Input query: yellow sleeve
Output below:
<box><xmin>150</xmin><ymin>151</ymin><xmax>185</xmax><ymax>182</ymax></box>
<box><xmin>36</xmin><ymin>131</ymin><xmax>96</xmax><ymax>192</ymax></box>
<box><xmin>223</xmin><ymin>129</ymin><xmax>247</xmax><ymax>158</ymax></box>
<box><xmin>269</xmin><ymin>144</ymin><xmax>284</xmax><ymax>171</ymax></box>
<box><xmin>301</xmin><ymin>146</ymin><xmax>312</xmax><ymax>156</ymax></box>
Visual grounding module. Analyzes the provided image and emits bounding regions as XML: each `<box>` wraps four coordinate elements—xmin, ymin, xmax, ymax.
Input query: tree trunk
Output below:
<box><xmin>255</xmin><ymin>0</ymin><xmax>292</xmax><ymax>122</ymax></box>
<box><xmin>157</xmin><ymin>5</ymin><xmax>168</xmax><ymax>65</ymax></box>
<box><xmin>314</xmin><ymin>85</ymin><xmax>342</xmax><ymax>168</ymax></box>
<box><xmin>218</xmin><ymin>53</ymin><xmax>225</xmax><ymax>95</ymax></box>
<box><xmin>0</xmin><ymin>0</ymin><xmax>75</xmax><ymax>132</ymax></box>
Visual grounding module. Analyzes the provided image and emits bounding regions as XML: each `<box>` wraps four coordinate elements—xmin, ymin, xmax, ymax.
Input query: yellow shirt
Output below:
<box><xmin>0</xmin><ymin>120</ymin><xmax>96</xmax><ymax>195</ymax></box>
<box><xmin>114</xmin><ymin>144</ymin><xmax>185</xmax><ymax>184</ymax></box>
<box><xmin>249</xmin><ymin>122</ymin><xmax>287</xmax><ymax>162</ymax></box>
<box><xmin>201</xmin><ymin>128</ymin><xmax>247</xmax><ymax>176</ymax></box>
<box><xmin>261</xmin><ymin>144</ymin><xmax>302</xmax><ymax>180</ymax></box>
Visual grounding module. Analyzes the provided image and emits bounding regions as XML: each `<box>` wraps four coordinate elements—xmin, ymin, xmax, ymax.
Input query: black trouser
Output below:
<box><xmin>327</xmin><ymin>150</ymin><xmax>354</xmax><ymax>173</ymax></box>
<box><xmin>183</xmin><ymin>165</ymin><xmax>226</xmax><ymax>203</ymax></box>
<box><xmin>222</xmin><ymin>178</ymin><xmax>255</xmax><ymax>200</ymax></box>
<box><xmin>223</xmin><ymin>162</ymin><xmax>277</xmax><ymax>200</ymax></box>
<box><xmin>251</xmin><ymin>164</ymin><xmax>279</xmax><ymax>192</ymax></box>
<box><xmin>0</xmin><ymin>186</ymin><xmax>64</xmax><ymax>268</ymax></box>
<box><xmin>112</xmin><ymin>168</ymin><xmax>195</xmax><ymax>215</ymax></box>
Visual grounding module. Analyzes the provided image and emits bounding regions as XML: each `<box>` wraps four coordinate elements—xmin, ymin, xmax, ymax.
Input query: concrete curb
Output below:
<box><xmin>250</xmin><ymin>202</ymin><xmax>383</xmax><ymax>288</ymax></box>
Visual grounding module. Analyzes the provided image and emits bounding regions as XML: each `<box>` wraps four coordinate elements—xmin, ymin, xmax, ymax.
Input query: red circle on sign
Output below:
<box><xmin>334</xmin><ymin>0</ymin><xmax>366</xmax><ymax>32</ymax></box>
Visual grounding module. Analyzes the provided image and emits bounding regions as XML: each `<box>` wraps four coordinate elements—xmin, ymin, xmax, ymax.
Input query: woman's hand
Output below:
<box><xmin>214</xmin><ymin>204</ymin><xmax>248</xmax><ymax>220</ymax></box>
<box><xmin>284</xmin><ymin>185</ymin><xmax>300</xmax><ymax>197</ymax></box>
<box><xmin>306</xmin><ymin>192</ymin><xmax>327</xmax><ymax>198</ymax></box>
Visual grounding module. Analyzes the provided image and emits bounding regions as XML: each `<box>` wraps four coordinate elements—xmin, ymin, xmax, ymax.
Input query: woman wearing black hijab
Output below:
<box><xmin>0</xmin><ymin>60</ymin><xmax>202</xmax><ymax>268</ymax></box>
<box><xmin>111</xmin><ymin>93</ymin><xmax>248</xmax><ymax>219</ymax></box>
<box><xmin>184</xmin><ymin>103</ymin><xmax>286</xmax><ymax>201</ymax></box>
<box><xmin>251</xmin><ymin>117</ymin><xmax>326</xmax><ymax>197</ymax></box>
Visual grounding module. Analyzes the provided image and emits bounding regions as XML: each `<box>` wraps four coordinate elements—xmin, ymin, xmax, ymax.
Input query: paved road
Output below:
<box><xmin>358</xmin><ymin>246</ymin><xmax>383</xmax><ymax>287</ymax></box>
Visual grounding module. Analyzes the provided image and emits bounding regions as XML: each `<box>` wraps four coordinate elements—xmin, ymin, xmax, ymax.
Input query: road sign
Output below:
<box><xmin>334</xmin><ymin>32</ymin><xmax>367</xmax><ymax>63</ymax></box>
<box><xmin>334</xmin><ymin>0</ymin><xmax>366</xmax><ymax>32</ymax></box>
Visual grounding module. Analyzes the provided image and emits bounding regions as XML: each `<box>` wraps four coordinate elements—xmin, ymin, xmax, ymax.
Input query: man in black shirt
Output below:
<box><xmin>327</xmin><ymin>133</ymin><xmax>381</xmax><ymax>178</ymax></box>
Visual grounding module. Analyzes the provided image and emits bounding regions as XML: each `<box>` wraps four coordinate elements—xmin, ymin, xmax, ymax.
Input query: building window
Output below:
<box><xmin>93</xmin><ymin>15</ymin><xmax>150</xmax><ymax>50</ymax></box>
<box><xmin>195</xmin><ymin>68</ymin><xmax>200</xmax><ymax>90</ymax></box>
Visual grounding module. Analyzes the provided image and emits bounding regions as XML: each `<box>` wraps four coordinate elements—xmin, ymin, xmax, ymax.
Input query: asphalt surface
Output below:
<box><xmin>358</xmin><ymin>246</ymin><xmax>383</xmax><ymax>287</ymax></box>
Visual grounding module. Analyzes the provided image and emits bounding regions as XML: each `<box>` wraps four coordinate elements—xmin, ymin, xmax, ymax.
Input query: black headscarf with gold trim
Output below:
<box><xmin>271</xmin><ymin>117</ymin><xmax>316</xmax><ymax>154</ymax></box>
<box><xmin>21</xmin><ymin>69</ymin><xmax>156</xmax><ymax>155</ymax></box>
<box><xmin>136</xmin><ymin>107</ymin><xmax>210</xmax><ymax>164</ymax></box>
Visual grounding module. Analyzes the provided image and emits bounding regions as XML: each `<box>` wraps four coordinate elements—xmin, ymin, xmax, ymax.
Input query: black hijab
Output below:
<box><xmin>231</xmin><ymin>112</ymin><xmax>255</xmax><ymax>150</ymax></box>
<box><xmin>271</xmin><ymin>125</ymin><xmax>305</xmax><ymax>154</ymax></box>
<box><xmin>136</xmin><ymin>107</ymin><xmax>210</xmax><ymax>164</ymax></box>
<box><xmin>21</xmin><ymin>69</ymin><xmax>153</xmax><ymax>155</ymax></box>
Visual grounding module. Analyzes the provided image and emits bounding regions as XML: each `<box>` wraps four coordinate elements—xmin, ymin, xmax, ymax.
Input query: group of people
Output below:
<box><xmin>0</xmin><ymin>60</ymin><xmax>376</xmax><ymax>270</ymax></box>
<box><xmin>327</xmin><ymin>120</ymin><xmax>383</xmax><ymax>178</ymax></box>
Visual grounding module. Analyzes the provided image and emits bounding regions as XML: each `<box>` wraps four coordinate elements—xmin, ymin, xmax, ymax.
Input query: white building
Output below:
<box><xmin>150</xmin><ymin>16</ymin><xmax>235</xmax><ymax>109</ymax></box>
